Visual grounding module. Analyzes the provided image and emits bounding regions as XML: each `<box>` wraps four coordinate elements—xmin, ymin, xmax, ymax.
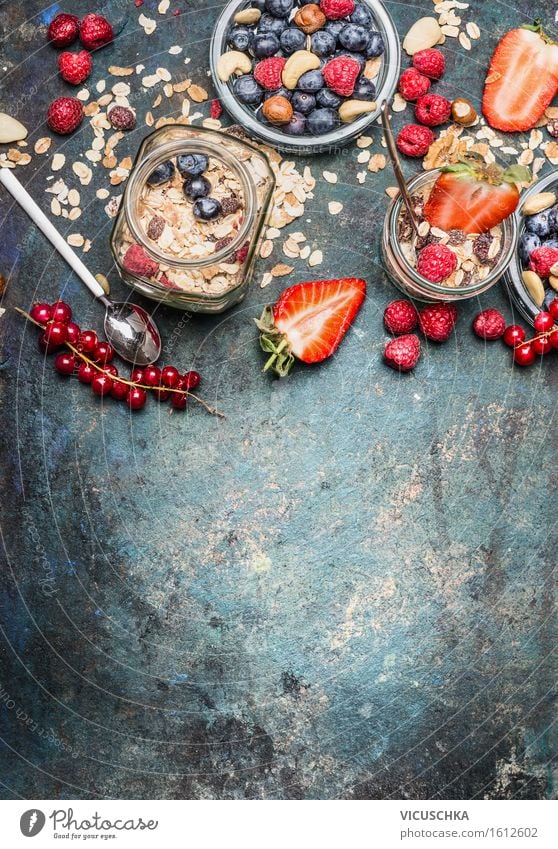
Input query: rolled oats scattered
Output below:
<box><xmin>459</xmin><ymin>32</ymin><xmax>471</xmax><ymax>50</ymax></box>
<box><xmin>323</xmin><ymin>170</ymin><xmax>338</xmax><ymax>184</ymax></box>
<box><xmin>299</xmin><ymin>245</ymin><xmax>311</xmax><ymax>260</ymax></box>
<box><xmin>67</xmin><ymin>233</ymin><xmax>85</xmax><ymax>247</ymax></box>
<box><xmin>271</xmin><ymin>263</ymin><xmax>294</xmax><ymax>277</ymax></box>
<box><xmin>357</xmin><ymin>150</ymin><xmax>371</xmax><ymax>164</ymax></box>
<box><xmin>466</xmin><ymin>21</ymin><xmax>480</xmax><ymax>39</ymax></box>
<box><xmin>34</xmin><ymin>137</ymin><xmax>52</xmax><ymax>155</ymax></box>
<box><xmin>368</xmin><ymin>153</ymin><xmax>386</xmax><ymax>173</ymax></box>
<box><xmin>51</xmin><ymin>153</ymin><xmax>66</xmax><ymax>171</ymax></box>
<box><xmin>260</xmin><ymin>272</ymin><xmax>273</xmax><ymax>289</ymax></box>
<box><xmin>308</xmin><ymin>250</ymin><xmax>323</xmax><ymax>267</ymax></box>
<box><xmin>260</xmin><ymin>240</ymin><xmax>274</xmax><ymax>259</ymax></box>
<box><xmin>357</xmin><ymin>136</ymin><xmax>373</xmax><ymax>148</ymax></box>
<box><xmin>68</xmin><ymin>189</ymin><xmax>80</xmax><ymax>207</ymax></box>
<box><xmin>357</xmin><ymin>172</ymin><xmax>366</xmax><ymax>184</ymax></box>
<box><xmin>328</xmin><ymin>201</ymin><xmax>343</xmax><ymax>215</ymax></box>
<box><xmin>189</xmin><ymin>84</ymin><xmax>209</xmax><ymax>103</ymax></box>
<box><xmin>139</xmin><ymin>13</ymin><xmax>156</xmax><ymax>35</ymax></box>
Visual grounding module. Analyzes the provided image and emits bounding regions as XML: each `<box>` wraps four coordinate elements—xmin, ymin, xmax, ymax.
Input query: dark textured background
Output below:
<box><xmin>0</xmin><ymin>0</ymin><xmax>557</xmax><ymax>800</ymax></box>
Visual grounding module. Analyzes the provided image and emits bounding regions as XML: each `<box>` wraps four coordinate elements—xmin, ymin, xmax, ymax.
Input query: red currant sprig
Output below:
<box><xmin>19</xmin><ymin>303</ymin><xmax>223</xmax><ymax>417</ymax></box>
<box><xmin>503</xmin><ymin>299</ymin><xmax>558</xmax><ymax>367</ymax></box>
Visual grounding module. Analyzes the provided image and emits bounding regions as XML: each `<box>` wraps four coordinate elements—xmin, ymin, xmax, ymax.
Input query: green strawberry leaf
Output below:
<box><xmin>502</xmin><ymin>164</ymin><xmax>532</xmax><ymax>184</ymax></box>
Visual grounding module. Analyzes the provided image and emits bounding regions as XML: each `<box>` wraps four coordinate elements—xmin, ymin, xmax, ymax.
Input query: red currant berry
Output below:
<box><xmin>130</xmin><ymin>368</ymin><xmax>145</xmax><ymax>384</ymax></box>
<box><xmin>30</xmin><ymin>303</ymin><xmax>53</xmax><ymax>324</ymax></box>
<box><xmin>66</xmin><ymin>322</ymin><xmax>81</xmax><ymax>345</ymax></box>
<box><xmin>550</xmin><ymin>328</ymin><xmax>558</xmax><ymax>349</ymax></box>
<box><xmin>51</xmin><ymin>300</ymin><xmax>72</xmax><ymax>323</ymax></box>
<box><xmin>513</xmin><ymin>342</ymin><xmax>536</xmax><ymax>366</ymax></box>
<box><xmin>78</xmin><ymin>362</ymin><xmax>95</xmax><ymax>383</ymax></box>
<box><xmin>91</xmin><ymin>374</ymin><xmax>114</xmax><ymax>396</ymax></box>
<box><xmin>54</xmin><ymin>352</ymin><xmax>76</xmax><ymax>376</ymax></box>
<box><xmin>532</xmin><ymin>335</ymin><xmax>553</xmax><ymax>356</ymax></box>
<box><xmin>153</xmin><ymin>386</ymin><xmax>170</xmax><ymax>401</ymax></box>
<box><xmin>161</xmin><ymin>365</ymin><xmax>180</xmax><ymax>388</ymax></box>
<box><xmin>42</xmin><ymin>321</ymin><xmax>69</xmax><ymax>350</ymax></box>
<box><xmin>182</xmin><ymin>370</ymin><xmax>200</xmax><ymax>390</ymax></box>
<box><xmin>77</xmin><ymin>330</ymin><xmax>98</xmax><ymax>354</ymax></box>
<box><xmin>171</xmin><ymin>391</ymin><xmax>188</xmax><ymax>410</ymax></box>
<box><xmin>110</xmin><ymin>380</ymin><xmax>129</xmax><ymax>401</ymax></box>
<box><xmin>548</xmin><ymin>299</ymin><xmax>558</xmax><ymax>320</ymax></box>
<box><xmin>142</xmin><ymin>365</ymin><xmax>161</xmax><ymax>387</ymax></box>
<box><xmin>127</xmin><ymin>387</ymin><xmax>147</xmax><ymax>410</ymax></box>
<box><xmin>94</xmin><ymin>341</ymin><xmax>114</xmax><ymax>365</ymax></box>
<box><xmin>104</xmin><ymin>364</ymin><xmax>118</xmax><ymax>377</ymax></box>
<box><xmin>503</xmin><ymin>325</ymin><xmax>526</xmax><ymax>348</ymax></box>
<box><xmin>533</xmin><ymin>311</ymin><xmax>554</xmax><ymax>333</ymax></box>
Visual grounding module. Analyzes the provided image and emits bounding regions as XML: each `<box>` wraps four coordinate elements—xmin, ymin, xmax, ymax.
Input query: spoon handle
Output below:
<box><xmin>380</xmin><ymin>100</ymin><xmax>421</xmax><ymax>236</ymax></box>
<box><xmin>0</xmin><ymin>168</ymin><xmax>106</xmax><ymax>300</ymax></box>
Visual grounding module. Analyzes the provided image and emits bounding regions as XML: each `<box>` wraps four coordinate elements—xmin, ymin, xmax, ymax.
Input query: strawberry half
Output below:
<box><xmin>483</xmin><ymin>22</ymin><xmax>558</xmax><ymax>132</ymax></box>
<box><xmin>255</xmin><ymin>278</ymin><xmax>366</xmax><ymax>377</ymax></box>
<box><xmin>423</xmin><ymin>156</ymin><xmax>530</xmax><ymax>235</ymax></box>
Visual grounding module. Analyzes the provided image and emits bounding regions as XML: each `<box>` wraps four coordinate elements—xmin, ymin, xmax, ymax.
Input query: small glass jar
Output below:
<box><xmin>111</xmin><ymin>125</ymin><xmax>276</xmax><ymax>313</ymax></box>
<box><xmin>382</xmin><ymin>169</ymin><xmax>518</xmax><ymax>303</ymax></box>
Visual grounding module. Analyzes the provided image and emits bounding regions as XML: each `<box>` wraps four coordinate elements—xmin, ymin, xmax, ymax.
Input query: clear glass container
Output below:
<box><xmin>111</xmin><ymin>125</ymin><xmax>276</xmax><ymax>313</ymax></box>
<box><xmin>382</xmin><ymin>169</ymin><xmax>519</xmax><ymax>303</ymax></box>
<box><xmin>210</xmin><ymin>0</ymin><xmax>400</xmax><ymax>155</ymax></box>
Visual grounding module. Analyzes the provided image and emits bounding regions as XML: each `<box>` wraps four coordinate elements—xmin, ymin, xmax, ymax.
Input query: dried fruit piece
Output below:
<box><xmin>123</xmin><ymin>244</ymin><xmax>159</xmax><ymax>277</ymax></box>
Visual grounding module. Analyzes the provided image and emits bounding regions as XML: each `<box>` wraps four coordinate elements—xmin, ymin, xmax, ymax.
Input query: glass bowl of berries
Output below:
<box><xmin>210</xmin><ymin>0</ymin><xmax>400</xmax><ymax>154</ymax></box>
<box><xmin>505</xmin><ymin>171</ymin><xmax>558</xmax><ymax>326</ymax></box>
<box><xmin>382</xmin><ymin>159</ymin><xmax>524</xmax><ymax>303</ymax></box>
<box><xmin>111</xmin><ymin>125</ymin><xmax>276</xmax><ymax>313</ymax></box>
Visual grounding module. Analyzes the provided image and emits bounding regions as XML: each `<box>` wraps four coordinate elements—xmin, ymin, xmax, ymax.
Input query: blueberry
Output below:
<box><xmin>519</xmin><ymin>232</ymin><xmax>541</xmax><ymax>264</ymax></box>
<box><xmin>284</xmin><ymin>111</ymin><xmax>307</xmax><ymax>135</ymax></box>
<box><xmin>228</xmin><ymin>26</ymin><xmax>253</xmax><ymax>52</ymax></box>
<box><xmin>252</xmin><ymin>0</ymin><xmax>266</xmax><ymax>9</ymax></box>
<box><xmin>233</xmin><ymin>74</ymin><xmax>264</xmax><ymax>105</ymax></box>
<box><xmin>193</xmin><ymin>197</ymin><xmax>222</xmax><ymax>221</ymax></box>
<box><xmin>177</xmin><ymin>153</ymin><xmax>209</xmax><ymax>178</ymax></box>
<box><xmin>265</xmin><ymin>0</ymin><xmax>293</xmax><ymax>17</ymax></box>
<box><xmin>365</xmin><ymin>30</ymin><xmax>385</xmax><ymax>58</ymax></box>
<box><xmin>253</xmin><ymin>31</ymin><xmax>281</xmax><ymax>58</ymax></box>
<box><xmin>147</xmin><ymin>160</ymin><xmax>175</xmax><ymax>186</ymax></box>
<box><xmin>258</xmin><ymin>14</ymin><xmax>288</xmax><ymax>37</ymax></box>
<box><xmin>280</xmin><ymin>27</ymin><xmax>307</xmax><ymax>54</ymax></box>
<box><xmin>525</xmin><ymin>211</ymin><xmax>551</xmax><ymax>238</ymax></box>
<box><xmin>543</xmin><ymin>238</ymin><xmax>558</xmax><ymax>250</ymax></box>
<box><xmin>543</xmin><ymin>289</ymin><xmax>555</xmax><ymax>310</ymax></box>
<box><xmin>306</xmin><ymin>107</ymin><xmax>339</xmax><ymax>135</ymax></box>
<box><xmin>265</xmin><ymin>86</ymin><xmax>292</xmax><ymax>101</ymax></box>
<box><xmin>184</xmin><ymin>175</ymin><xmax>211</xmax><ymax>200</ymax></box>
<box><xmin>316</xmin><ymin>87</ymin><xmax>342</xmax><ymax>108</ymax></box>
<box><xmin>325</xmin><ymin>20</ymin><xmax>345</xmax><ymax>41</ymax></box>
<box><xmin>311</xmin><ymin>30</ymin><xmax>337</xmax><ymax>57</ymax></box>
<box><xmin>339</xmin><ymin>23</ymin><xmax>370</xmax><ymax>52</ymax></box>
<box><xmin>352</xmin><ymin>75</ymin><xmax>376</xmax><ymax>100</ymax></box>
<box><xmin>350</xmin><ymin>3</ymin><xmax>373</xmax><ymax>26</ymax></box>
<box><xmin>297</xmin><ymin>69</ymin><xmax>324</xmax><ymax>92</ymax></box>
<box><xmin>336</xmin><ymin>50</ymin><xmax>366</xmax><ymax>71</ymax></box>
<box><xmin>291</xmin><ymin>91</ymin><xmax>317</xmax><ymax>114</ymax></box>
<box><xmin>548</xmin><ymin>205</ymin><xmax>558</xmax><ymax>232</ymax></box>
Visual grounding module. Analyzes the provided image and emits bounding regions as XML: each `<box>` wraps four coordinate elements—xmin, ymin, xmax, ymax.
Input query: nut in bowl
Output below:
<box><xmin>211</xmin><ymin>0</ymin><xmax>400</xmax><ymax>153</ymax></box>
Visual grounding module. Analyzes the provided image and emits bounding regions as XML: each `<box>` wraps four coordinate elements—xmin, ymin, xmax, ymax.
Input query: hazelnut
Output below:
<box><xmin>451</xmin><ymin>98</ymin><xmax>477</xmax><ymax>127</ymax></box>
<box><xmin>262</xmin><ymin>95</ymin><xmax>293</xmax><ymax>125</ymax></box>
<box><xmin>293</xmin><ymin>3</ymin><xmax>326</xmax><ymax>35</ymax></box>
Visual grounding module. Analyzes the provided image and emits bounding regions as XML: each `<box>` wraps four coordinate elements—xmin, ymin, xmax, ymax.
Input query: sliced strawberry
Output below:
<box><xmin>423</xmin><ymin>158</ymin><xmax>530</xmax><ymax>235</ymax></box>
<box><xmin>255</xmin><ymin>278</ymin><xmax>366</xmax><ymax>376</ymax></box>
<box><xmin>483</xmin><ymin>23</ymin><xmax>558</xmax><ymax>132</ymax></box>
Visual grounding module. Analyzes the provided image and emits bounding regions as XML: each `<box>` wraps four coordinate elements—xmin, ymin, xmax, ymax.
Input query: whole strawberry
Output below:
<box><xmin>412</xmin><ymin>49</ymin><xmax>445</xmax><ymax>80</ymax></box>
<box><xmin>418</xmin><ymin>303</ymin><xmax>458</xmax><ymax>342</ymax></box>
<box><xmin>384</xmin><ymin>299</ymin><xmax>418</xmax><ymax>335</ymax></box>
<box><xmin>58</xmin><ymin>50</ymin><xmax>92</xmax><ymax>85</ymax></box>
<box><xmin>254</xmin><ymin>57</ymin><xmax>287</xmax><ymax>91</ymax></box>
<box><xmin>47</xmin><ymin>97</ymin><xmax>83</xmax><ymax>135</ymax></box>
<box><xmin>79</xmin><ymin>13</ymin><xmax>113</xmax><ymax>51</ymax></box>
<box><xmin>398</xmin><ymin>68</ymin><xmax>431</xmax><ymax>102</ymax></box>
<box><xmin>384</xmin><ymin>334</ymin><xmax>421</xmax><ymax>372</ymax></box>
<box><xmin>396</xmin><ymin>124</ymin><xmax>434</xmax><ymax>157</ymax></box>
<box><xmin>320</xmin><ymin>0</ymin><xmax>355</xmax><ymax>20</ymax></box>
<box><xmin>473</xmin><ymin>308</ymin><xmax>506</xmax><ymax>340</ymax></box>
<box><xmin>323</xmin><ymin>56</ymin><xmax>360</xmax><ymax>97</ymax></box>
<box><xmin>415</xmin><ymin>94</ymin><xmax>452</xmax><ymax>127</ymax></box>
<box><xmin>47</xmin><ymin>13</ymin><xmax>80</xmax><ymax>48</ymax></box>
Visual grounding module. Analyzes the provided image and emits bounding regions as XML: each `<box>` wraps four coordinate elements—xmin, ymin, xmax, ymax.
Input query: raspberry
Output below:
<box><xmin>418</xmin><ymin>303</ymin><xmax>458</xmax><ymax>343</ymax></box>
<box><xmin>384</xmin><ymin>299</ymin><xmax>418</xmax><ymax>335</ymax></box>
<box><xmin>412</xmin><ymin>49</ymin><xmax>445</xmax><ymax>80</ymax></box>
<box><xmin>396</xmin><ymin>124</ymin><xmax>434</xmax><ymax>157</ymax></box>
<box><xmin>123</xmin><ymin>245</ymin><xmax>159</xmax><ymax>278</ymax></box>
<box><xmin>417</xmin><ymin>244</ymin><xmax>457</xmax><ymax>284</ymax></box>
<box><xmin>47</xmin><ymin>97</ymin><xmax>83</xmax><ymax>135</ymax></box>
<box><xmin>108</xmin><ymin>106</ymin><xmax>136</xmax><ymax>130</ymax></box>
<box><xmin>415</xmin><ymin>93</ymin><xmax>452</xmax><ymax>127</ymax></box>
<box><xmin>320</xmin><ymin>0</ymin><xmax>355</xmax><ymax>20</ymax></box>
<box><xmin>384</xmin><ymin>334</ymin><xmax>421</xmax><ymax>372</ymax></box>
<box><xmin>235</xmin><ymin>242</ymin><xmax>250</xmax><ymax>264</ymax></box>
<box><xmin>47</xmin><ymin>13</ymin><xmax>80</xmax><ymax>48</ymax></box>
<box><xmin>528</xmin><ymin>246</ymin><xmax>558</xmax><ymax>278</ymax></box>
<box><xmin>58</xmin><ymin>50</ymin><xmax>92</xmax><ymax>86</ymax></box>
<box><xmin>473</xmin><ymin>308</ymin><xmax>507</xmax><ymax>340</ymax></box>
<box><xmin>254</xmin><ymin>57</ymin><xmax>287</xmax><ymax>91</ymax></box>
<box><xmin>79</xmin><ymin>13</ymin><xmax>113</xmax><ymax>51</ymax></box>
<box><xmin>322</xmin><ymin>55</ymin><xmax>360</xmax><ymax>97</ymax></box>
<box><xmin>398</xmin><ymin>68</ymin><xmax>431</xmax><ymax>102</ymax></box>
<box><xmin>210</xmin><ymin>99</ymin><xmax>223</xmax><ymax>119</ymax></box>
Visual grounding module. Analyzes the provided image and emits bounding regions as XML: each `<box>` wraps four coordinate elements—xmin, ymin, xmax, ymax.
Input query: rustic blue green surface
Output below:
<box><xmin>0</xmin><ymin>0</ymin><xmax>556</xmax><ymax>800</ymax></box>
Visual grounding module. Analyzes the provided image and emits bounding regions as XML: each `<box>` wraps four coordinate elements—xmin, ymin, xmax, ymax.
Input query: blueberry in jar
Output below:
<box><xmin>280</xmin><ymin>27</ymin><xmax>307</xmax><ymax>54</ymax></box>
<box><xmin>365</xmin><ymin>31</ymin><xmax>385</xmax><ymax>57</ymax></box>
<box><xmin>325</xmin><ymin>20</ymin><xmax>345</xmax><ymax>41</ymax></box>
<box><xmin>284</xmin><ymin>111</ymin><xmax>307</xmax><ymax>135</ymax></box>
<box><xmin>350</xmin><ymin>3</ymin><xmax>373</xmax><ymax>26</ymax></box>
<box><xmin>291</xmin><ymin>91</ymin><xmax>317</xmax><ymax>114</ymax></box>
<box><xmin>265</xmin><ymin>86</ymin><xmax>292</xmax><ymax>101</ymax></box>
<box><xmin>253</xmin><ymin>31</ymin><xmax>281</xmax><ymax>58</ymax></box>
<box><xmin>543</xmin><ymin>289</ymin><xmax>556</xmax><ymax>310</ymax></box>
<box><xmin>311</xmin><ymin>30</ymin><xmax>337</xmax><ymax>57</ymax></box>
<box><xmin>193</xmin><ymin>197</ymin><xmax>222</xmax><ymax>221</ymax></box>
<box><xmin>258</xmin><ymin>14</ymin><xmax>288</xmax><ymax>37</ymax></box>
<box><xmin>233</xmin><ymin>74</ymin><xmax>264</xmax><ymax>105</ymax></box>
<box><xmin>306</xmin><ymin>107</ymin><xmax>339</xmax><ymax>135</ymax></box>
<box><xmin>542</xmin><ymin>238</ymin><xmax>558</xmax><ymax>250</ymax></box>
<box><xmin>228</xmin><ymin>26</ymin><xmax>253</xmax><ymax>52</ymax></box>
<box><xmin>147</xmin><ymin>160</ymin><xmax>175</xmax><ymax>186</ymax></box>
<box><xmin>339</xmin><ymin>24</ymin><xmax>370</xmax><ymax>52</ymax></box>
<box><xmin>519</xmin><ymin>232</ymin><xmax>541</xmax><ymax>264</ymax></box>
<box><xmin>265</xmin><ymin>0</ymin><xmax>293</xmax><ymax>17</ymax></box>
<box><xmin>548</xmin><ymin>205</ymin><xmax>558</xmax><ymax>232</ymax></box>
<box><xmin>352</xmin><ymin>76</ymin><xmax>376</xmax><ymax>100</ymax></box>
<box><xmin>316</xmin><ymin>87</ymin><xmax>342</xmax><ymax>108</ymax></box>
<box><xmin>252</xmin><ymin>0</ymin><xmax>266</xmax><ymax>9</ymax></box>
<box><xmin>297</xmin><ymin>69</ymin><xmax>324</xmax><ymax>92</ymax></box>
<box><xmin>525</xmin><ymin>211</ymin><xmax>551</xmax><ymax>238</ymax></box>
<box><xmin>184</xmin><ymin>175</ymin><xmax>211</xmax><ymax>200</ymax></box>
<box><xmin>336</xmin><ymin>50</ymin><xmax>366</xmax><ymax>71</ymax></box>
<box><xmin>177</xmin><ymin>153</ymin><xmax>209</xmax><ymax>178</ymax></box>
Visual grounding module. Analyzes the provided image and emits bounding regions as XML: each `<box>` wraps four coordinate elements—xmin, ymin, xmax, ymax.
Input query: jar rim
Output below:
<box><xmin>386</xmin><ymin>168</ymin><xmax>518</xmax><ymax>297</ymax></box>
<box><xmin>124</xmin><ymin>129</ymin><xmax>260</xmax><ymax>269</ymax></box>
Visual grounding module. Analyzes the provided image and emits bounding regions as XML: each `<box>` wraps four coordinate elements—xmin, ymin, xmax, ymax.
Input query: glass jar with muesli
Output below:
<box><xmin>111</xmin><ymin>125</ymin><xmax>275</xmax><ymax>312</ymax></box>
<box><xmin>382</xmin><ymin>169</ymin><xmax>518</xmax><ymax>302</ymax></box>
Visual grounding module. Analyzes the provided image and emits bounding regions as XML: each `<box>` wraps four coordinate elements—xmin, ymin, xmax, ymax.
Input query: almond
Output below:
<box><xmin>402</xmin><ymin>17</ymin><xmax>443</xmax><ymax>56</ymax></box>
<box><xmin>522</xmin><ymin>192</ymin><xmax>556</xmax><ymax>216</ymax></box>
<box><xmin>521</xmin><ymin>270</ymin><xmax>545</xmax><ymax>307</ymax></box>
